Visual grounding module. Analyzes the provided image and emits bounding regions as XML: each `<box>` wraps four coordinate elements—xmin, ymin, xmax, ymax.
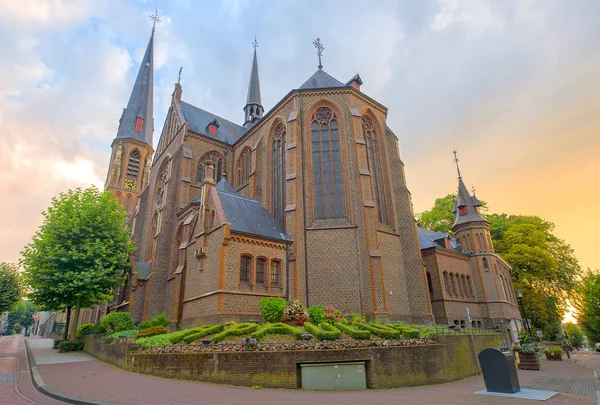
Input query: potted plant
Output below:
<box><xmin>280</xmin><ymin>300</ymin><xmax>310</xmax><ymax>326</ymax></box>
<box><xmin>513</xmin><ymin>331</ymin><xmax>540</xmax><ymax>370</ymax></box>
<box><xmin>544</xmin><ymin>346</ymin><xmax>564</xmax><ymax>361</ymax></box>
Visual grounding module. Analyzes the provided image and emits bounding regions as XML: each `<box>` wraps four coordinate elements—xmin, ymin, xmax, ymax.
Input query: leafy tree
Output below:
<box><xmin>416</xmin><ymin>194</ymin><xmax>456</xmax><ymax>233</ymax></box>
<box><xmin>574</xmin><ymin>269</ymin><xmax>600</xmax><ymax>344</ymax></box>
<box><xmin>565</xmin><ymin>323</ymin><xmax>584</xmax><ymax>348</ymax></box>
<box><xmin>5</xmin><ymin>300</ymin><xmax>36</xmax><ymax>335</ymax></box>
<box><xmin>21</xmin><ymin>187</ymin><xmax>134</xmax><ymax>340</ymax></box>
<box><xmin>0</xmin><ymin>263</ymin><xmax>23</xmax><ymax>313</ymax></box>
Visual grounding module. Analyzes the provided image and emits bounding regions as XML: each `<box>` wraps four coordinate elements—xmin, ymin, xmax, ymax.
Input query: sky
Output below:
<box><xmin>1</xmin><ymin>0</ymin><xmax>599</xmax><ymax>275</ymax></box>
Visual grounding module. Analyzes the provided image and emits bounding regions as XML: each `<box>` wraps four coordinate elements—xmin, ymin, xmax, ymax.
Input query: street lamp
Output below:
<box><xmin>515</xmin><ymin>289</ymin><xmax>533</xmax><ymax>339</ymax></box>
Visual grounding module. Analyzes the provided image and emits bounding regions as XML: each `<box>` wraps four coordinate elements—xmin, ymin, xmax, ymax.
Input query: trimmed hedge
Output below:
<box><xmin>168</xmin><ymin>327</ymin><xmax>208</xmax><ymax>344</ymax></box>
<box><xmin>182</xmin><ymin>324</ymin><xmax>225</xmax><ymax>344</ymax></box>
<box><xmin>99</xmin><ymin>312</ymin><xmax>134</xmax><ymax>333</ymax></box>
<box><xmin>136</xmin><ymin>326</ymin><xmax>169</xmax><ymax>338</ymax></box>
<box><xmin>251</xmin><ymin>323</ymin><xmax>303</xmax><ymax>340</ymax></box>
<box><xmin>136</xmin><ymin>334</ymin><xmax>172</xmax><ymax>348</ymax></box>
<box><xmin>402</xmin><ymin>328</ymin><xmax>420</xmax><ymax>339</ymax></box>
<box><xmin>57</xmin><ymin>340</ymin><xmax>84</xmax><ymax>353</ymax></box>
<box><xmin>334</xmin><ymin>322</ymin><xmax>371</xmax><ymax>339</ymax></box>
<box><xmin>357</xmin><ymin>323</ymin><xmax>401</xmax><ymax>339</ymax></box>
<box><xmin>211</xmin><ymin>323</ymin><xmax>259</xmax><ymax>343</ymax></box>
<box><xmin>76</xmin><ymin>323</ymin><xmax>98</xmax><ymax>337</ymax></box>
<box><xmin>303</xmin><ymin>322</ymin><xmax>342</xmax><ymax>341</ymax></box>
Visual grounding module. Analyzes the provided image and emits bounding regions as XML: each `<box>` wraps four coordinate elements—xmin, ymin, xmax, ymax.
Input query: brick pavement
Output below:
<box><xmin>0</xmin><ymin>335</ymin><xmax>67</xmax><ymax>405</ymax></box>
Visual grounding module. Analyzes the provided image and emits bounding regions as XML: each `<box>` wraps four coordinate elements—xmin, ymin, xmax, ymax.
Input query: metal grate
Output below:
<box><xmin>0</xmin><ymin>373</ymin><xmax>14</xmax><ymax>386</ymax></box>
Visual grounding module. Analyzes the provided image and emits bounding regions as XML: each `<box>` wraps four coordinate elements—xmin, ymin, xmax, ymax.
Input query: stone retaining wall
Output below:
<box><xmin>84</xmin><ymin>334</ymin><xmax>502</xmax><ymax>389</ymax></box>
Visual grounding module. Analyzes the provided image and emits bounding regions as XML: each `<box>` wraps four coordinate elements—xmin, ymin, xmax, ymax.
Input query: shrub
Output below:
<box><xmin>334</xmin><ymin>322</ymin><xmax>371</xmax><ymax>339</ymax></box>
<box><xmin>401</xmin><ymin>328</ymin><xmax>420</xmax><ymax>339</ymax></box>
<box><xmin>182</xmin><ymin>324</ymin><xmax>225</xmax><ymax>344</ymax></box>
<box><xmin>281</xmin><ymin>300</ymin><xmax>310</xmax><ymax>324</ymax></box>
<box><xmin>136</xmin><ymin>326</ymin><xmax>169</xmax><ymax>338</ymax></box>
<box><xmin>99</xmin><ymin>312</ymin><xmax>134</xmax><ymax>333</ymax></box>
<box><xmin>303</xmin><ymin>322</ymin><xmax>342</xmax><ymax>341</ymax></box>
<box><xmin>57</xmin><ymin>340</ymin><xmax>84</xmax><ymax>353</ymax></box>
<box><xmin>251</xmin><ymin>323</ymin><xmax>303</xmax><ymax>340</ymax></box>
<box><xmin>544</xmin><ymin>346</ymin><xmax>564</xmax><ymax>361</ymax></box>
<box><xmin>53</xmin><ymin>339</ymin><xmax>65</xmax><ymax>349</ymax></box>
<box><xmin>307</xmin><ymin>306</ymin><xmax>325</xmax><ymax>325</ymax></box>
<box><xmin>76</xmin><ymin>323</ymin><xmax>97</xmax><ymax>337</ymax></box>
<box><xmin>168</xmin><ymin>327</ymin><xmax>209</xmax><ymax>344</ymax></box>
<box><xmin>138</xmin><ymin>313</ymin><xmax>171</xmax><ymax>330</ymax></box>
<box><xmin>349</xmin><ymin>313</ymin><xmax>365</xmax><ymax>325</ymax></box>
<box><xmin>211</xmin><ymin>323</ymin><xmax>259</xmax><ymax>343</ymax></box>
<box><xmin>357</xmin><ymin>323</ymin><xmax>401</xmax><ymax>339</ymax></box>
<box><xmin>259</xmin><ymin>297</ymin><xmax>288</xmax><ymax>323</ymax></box>
<box><xmin>136</xmin><ymin>334</ymin><xmax>173</xmax><ymax>348</ymax></box>
<box><xmin>111</xmin><ymin>329</ymin><xmax>137</xmax><ymax>340</ymax></box>
<box><xmin>322</xmin><ymin>306</ymin><xmax>345</xmax><ymax>324</ymax></box>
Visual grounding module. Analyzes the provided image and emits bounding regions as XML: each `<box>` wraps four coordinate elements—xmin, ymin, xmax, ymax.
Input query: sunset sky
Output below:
<box><xmin>1</xmin><ymin>0</ymin><xmax>598</xmax><ymax>273</ymax></box>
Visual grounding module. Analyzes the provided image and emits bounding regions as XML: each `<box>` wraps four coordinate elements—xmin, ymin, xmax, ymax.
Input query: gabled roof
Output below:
<box><xmin>299</xmin><ymin>69</ymin><xmax>345</xmax><ymax>90</ymax></box>
<box><xmin>215</xmin><ymin>180</ymin><xmax>292</xmax><ymax>243</ymax></box>
<box><xmin>179</xmin><ymin>101</ymin><xmax>247</xmax><ymax>144</ymax></box>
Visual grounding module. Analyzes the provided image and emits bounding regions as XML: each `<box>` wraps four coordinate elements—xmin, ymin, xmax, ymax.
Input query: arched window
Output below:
<box><xmin>362</xmin><ymin>116</ymin><xmax>388</xmax><ymax>224</ymax></box>
<box><xmin>461</xmin><ymin>275</ymin><xmax>467</xmax><ymax>298</ymax></box>
<box><xmin>426</xmin><ymin>272</ymin><xmax>433</xmax><ymax>295</ymax></box>
<box><xmin>449</xmin><ymin>272</ymin><xmax>457</xmax><ymax>295</ymax></box>
<box><xmin>467</xmin><ymin>276</ymin><xmax>473</xmax><ymax>297</ymax></box>
<box><xmin>487</xmin><ymin>234</ymin><xmax>494</xmax><ymax>252</ymax></box>
<box><xmin>172</xmin><ymin>225</ymin><xmax>183</xmax><ymax>273</ymax></box>
<box><xmin>311</xmin><ymin>107</ymin><xmax>345</xmax><ymax>219</ymax></box>
<box><xmin>256</xmin><ymin>258</ymin><xmax>267</xmax><ymax>287</ymax></box>
<box><xmin>153</xmin><ymin>158</ymin><xmax>171</xmax><ymax>237</ymax></box>
<box><xmin>456</xmin><ymin>274</ymin><xmax>463</xmax><ymax>296</ymax></box>
<box><xmin>500</xmin><ymin>275</ymin><xmax>508</xmax><ymax>301</ymax></box>
<box><xmin>271</xmin><ymin>260</ymin><xmax>282</xmax><ymax>288</ymax></box>
<box><xmin>127</xmin><ymin>148</ymin><xmax>141</xmax><ymax>178</ymax></box>
<box><xmin>272</xmin><ymin>124</ymin><xmax>286</xmax><ymax>224</ymax></box>
<box><xmin>443</xmin><ymin>271</ymin><xmax>450</xmax><ymax>295</ymax></box>
<box><xmin>197</xmin><ymin>152</ymin><xmax>224</xmax><ymax>183</ymax></box>
<box><xmin>482</xmin><ymin>257</ymin><xmax>489</xmax><ymax>270</ymax></box>
<box><xmin>240</xmin><ymin>255</ymin><xmax>252</xmax><ymax>285</ymax></box>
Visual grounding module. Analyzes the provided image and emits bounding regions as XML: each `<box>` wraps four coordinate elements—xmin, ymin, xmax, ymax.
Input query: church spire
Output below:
<box><xmin>451</xmin><ymin>151</ymin><xmax>486</xmax><ymax>230</ymax></box>
<box><xmin>114</xmin><ymin>29</ymin><xmax>154</xmax><ymax>147</ymax></box>
<box><xmin>243</xmin><ymin>37</ymin><xmax>263</xmax><ymax>128</ymax></box>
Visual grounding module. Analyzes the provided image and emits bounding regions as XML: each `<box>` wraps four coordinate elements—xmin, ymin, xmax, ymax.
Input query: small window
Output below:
<box><xmin>271</xmin><ymin>260</ymin><xmax>282</xmax><ymax>288</ymax></box>
<box><xmin>136</xmin><ymin>117</ymin><xmax>143</xmax><ymax>132</ymax></box>
<box><xmin>256</xmin><ymin>258</ymin><xmax>267</xmax><ymax>287</ymax></box>
<box><xmin>482</xmin><ymin>257</ymin><xmax>489</xmax><ymax>270</ymax></box>
<box><xmin>240</xmin><ymin>255</ymin><xmax>252</xmax><ymax>285</ymax></box>
<box><xmin>426</xmin><ymin>272</ymin><xmax>433</xmax><ymax>295</ymax></box>
<box><xmin>459</xmin><ymin>206</ymin><xmax>467</xmax><ymax>215</ymax></box>
<box><xmin>443</xmin><ymin>272</ymin><xmax>450</xmax><ymax>295</ymax></box>
<box><xmin>460</xmin><ymin>320</ymin><xmax>466</xmax><ymax>328</ymax></box>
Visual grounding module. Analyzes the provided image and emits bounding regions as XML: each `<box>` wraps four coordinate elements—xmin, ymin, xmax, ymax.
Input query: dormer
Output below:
<box><xmin>206</xmin><ymin>118</ymin><xmax>220</xmax><ymax>136</ymax></box>
<box><xmin>346</xmin><ymin>74</ymin><xmax>363</xmax><ymax>91</ymax></box>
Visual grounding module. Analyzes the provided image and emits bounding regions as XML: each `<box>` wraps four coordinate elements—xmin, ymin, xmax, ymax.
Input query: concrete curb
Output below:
<box><xmin>24</xmin><ymin>338</ymin><xmax>118</xmax><ymax>405</ymax></box>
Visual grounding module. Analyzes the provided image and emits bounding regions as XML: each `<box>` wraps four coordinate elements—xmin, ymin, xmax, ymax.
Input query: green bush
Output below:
<box><xmin>182</xmin><ymin>324</ymin><xmax>225</xmax><ymax>344</ymax></box>
<box><xmin>53</xmin><ymin>339</ymin><xmax>65</xmax><ymax>349</ymax></box>
<box><xmin>57</xmin><ymin>340</ymin><xmax>84</xmax><ymax>353</ymax></box>
<box><xmin>138</xmin><ymin>313</ymin><xmax>171</xmax><ymax>330</ymax></box>
<box><xmin>99</xmin><ymin>312</ymin><xmax>134</xmax><ymax>333</ymax></box>
<box><xmin>211</xmin><ymin>323</ymin><xmax>259</xmax><ymax>343</ymax></box>
<box><xmin>357</xmin><ymin>323</ymin><xmax>401</xmax><ymax>339</ymax></box>
<box><xmin>307</xmin><ymin>306</ymin><xmax>325</xmax><ymax>325</ymax></box>
<box><xmin>136</xmin><ymin>334</ymin><xmax>173</xmax><ymax>348</ymax></box>
<box><xmin>168</xmin><ymin>327</ymin><xmax>207</xmax><ymax>344</ymax></box>
<box><xmin>334</xmin><ymin>322</ymin><xmax>371</xmax><ymax>339</ymax></box>
<box><xmin>76</xmin><ymin>323</ymin><xmax>98</xmax><ymax>337</ymax></box>
<box><xmin>544</xmin><ymin>346</ymin><xmax>564</xmax><ymax>360</ymax></box>
<box><xmin>259</xmin><ymin>297</ymin><xmax>288</xmax><ymax>323</ymax></box>
<box><xmin>387</xmin><ymin>324</ymin><xmax>405</xmax><ymax>332</ymax></box>
<box><xmin>401</xmin><ymin>328</ymin><xmax>420</xmax><ymax>339</ymax></box>
<box><xmin>111</xmin><ymin>329</ymin><xmax>137</xmax><ymax>340</ymax></box>
<box><xmin>251</xmin><ymin>323</ymin><xmax>303</xmax><ymax>340</ymax></box>
<box><xmin>303</xmin><ymin>322</ymin><xmax>342</xmax><ymax>341</ymax></box>
<box><xmin>136</xmin><ymin>326</ymin><xmax>169</xmax><ymax>338</ymax></box>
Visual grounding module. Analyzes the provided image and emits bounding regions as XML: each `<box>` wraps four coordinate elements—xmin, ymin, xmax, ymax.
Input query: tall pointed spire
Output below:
<box><xmin>115</xmin><ymin>30</ymin><xmax>154</xmax><ymax>147</ymax></box>
<box><xmin>451</xmin><ymin>151</ymin><xmax>486</xmax><ymax>229</ymax></box>
<box><xmin>243</xmin><ymin>36</ymin><xmax>263</xmax><ymax>128</ymax></box>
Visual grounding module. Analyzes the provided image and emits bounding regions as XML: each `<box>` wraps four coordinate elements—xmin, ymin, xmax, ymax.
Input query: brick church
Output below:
<box><xmin>91</xmin><ymin>26</ymin><xmax>521</xmax><ymax>337</ymax></box>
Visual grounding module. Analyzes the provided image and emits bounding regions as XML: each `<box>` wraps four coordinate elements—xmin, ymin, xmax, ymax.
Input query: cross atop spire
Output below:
<box><xmin>313</xmin><ymin>38</ymin><xmax>324</xmax><ymax>69</ymax></box>
<box><xmin>150</xmin><ymin>9</ymin><xmax>161</xmax><ymax>32</ymax></box>
<box><xmin>453</xmin><ymin>149</ymin><xmax>462</xmax><ymax>179</ymax></box>
<box><xmin>471</xmin><ymin>186</ymin><xmax>476</xmax><ymax>195</ymax></box>
<box><xmin>253</xmin><ymin>35</ymin><xmax>258</xmax><ymax>50</ymax></box>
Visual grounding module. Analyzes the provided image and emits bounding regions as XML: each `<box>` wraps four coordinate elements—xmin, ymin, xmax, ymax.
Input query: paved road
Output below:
<box><xmin>0</xmin><ymin>335</ymin><xmax>66</xmax><ymax>405</ymax></box>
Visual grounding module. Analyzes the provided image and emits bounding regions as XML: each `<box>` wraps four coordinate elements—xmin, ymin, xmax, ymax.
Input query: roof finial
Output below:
<box><xmin>471</xmin><ymin>186</ymin><xmax>476</xmax><ymax>195</ymax></box>
<box><xmin>253</xmin><ymin>35</ymin><xmax>258</xmax><ymax>50</ymax></box>
<box><xmin>177</xmin><ymin>67</ymin><xmax>182</xmax><ymax>84</ymax></box>
<box><xmin>453</xmin><ymin>149</ymin><xmax>462</xmax><ymax>179</ymax></box>
<box><xmin>313</xmin><ymin>38</ymin><xmax>324</xmax><ymax>69</ymax></box>
<box><xmin>150</xmin><ymin>9</ymin><xmax>161</xmax><ymax>32</ymax></box>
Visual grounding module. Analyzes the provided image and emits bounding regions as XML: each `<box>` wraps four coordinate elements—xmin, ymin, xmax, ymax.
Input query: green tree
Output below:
<box><xmin>0</xmin><ymin>263</ymin><xmax>23</xmax><ymax>313</ymax></box>
<box><xmin>574</xmin><ymin>269</ymin><xmax>600</xmax><ymax>344</ymax></box>
<box><xmin>5</xmin><ymin>300</ymin><xmax>36</xmax><ymax>335</ymax></box>
<box><xmin>21</xmin><ymin>187</ymin><xmax>134</xmax><ymax>340</ymax></box>
<box><xmin>416</xmin><ymin>194</ymin><xmax>456</xmax><ymax>233</ymax></box>
<box><xmin>565</xmin><ymin>323</ymin><xmax>584</xmax><ymax>348</ymax></box>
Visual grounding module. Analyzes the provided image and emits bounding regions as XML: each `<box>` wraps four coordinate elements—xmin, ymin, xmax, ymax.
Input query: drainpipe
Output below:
<box><xmin>299</xmin><ymin>91</ymin><xmax>310</xmax><ymax>307</ymax></box>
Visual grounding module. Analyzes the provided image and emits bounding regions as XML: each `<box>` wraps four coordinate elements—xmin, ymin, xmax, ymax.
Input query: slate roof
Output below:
<box><xmin>115</xmin><ymin>32</ymin><xmax>154</xmax><ymax>146</ymax></box>
<box><xmin>135</xmin><ymin>262</ymin><xmax>152</xmax><ymax>281</ymax></box>
<box><xmin>179</xmin><ymin>101</ymin><xmax>247</xmax><ymax>144</ymax></box>
<box><xmin>417</xmin><ymin>227</ymin><xmax>463</xmax><ymax>253</ymax></box>
<box><xmin>215</xmin><ymin>180</ymin><xmax>292</xmax><ymax>243</ymax></box>
<box><xmin>246</xmin><ymin>48</ymin><xmax>262</xmax><ymax>106</ymax></box>
<box><xmin>299</xmin><ymin>69</ymin><xmax>345</xmax><ymax>90</ymax></box>
<box><xmin>452</xmin><ymin>178</ymin><xmax>487</xmax><ymax>229</ymax></box>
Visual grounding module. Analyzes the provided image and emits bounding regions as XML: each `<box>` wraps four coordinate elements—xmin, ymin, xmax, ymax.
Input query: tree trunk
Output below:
<box><xmin>69</xmin><ymin>296</ymin><xmax>82</xmax><ymax>340</ymax></box>
<box><xmin>63</xmin><ymin>307</ymin><xmax>71</xmax><ymax>341</ymax></box>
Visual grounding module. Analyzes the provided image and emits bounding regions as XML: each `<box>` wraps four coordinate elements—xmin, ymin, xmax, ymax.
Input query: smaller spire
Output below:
<box><xmin>313</xmin><ymin>38</ymin><xmax>324</xmax><ymax>69</ymax></box>
<box><xmin>244</xmin><ymin>36</ymin><xmax>263</xmax><ymax>128</ymax></box>
<box><xmin>453</xmin><ymin>149</ymin><xmax>462</xmax><ymax>179</ymax></box>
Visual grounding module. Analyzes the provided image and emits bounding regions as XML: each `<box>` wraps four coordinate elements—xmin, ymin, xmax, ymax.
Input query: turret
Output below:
<box><xmin>243</xmin><ymin>38</ymin><xmax>263</xmax><ymax>128</ymax></box>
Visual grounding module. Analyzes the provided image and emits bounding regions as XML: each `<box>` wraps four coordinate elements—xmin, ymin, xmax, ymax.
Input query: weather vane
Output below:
<box><xmin>313</xmin><ymin>38</ymin><xmax>324</xmax><ymax>69</ymax></box>
<box><xmin>453</xmin><ymin>149</ymin><xmax>462</xmax><ymax>179</ymax></box>
<box><xmin>253</xmin><ymin>35</ymin><xmax>258</xmax><ymax>50</ymax></box>
<box><xmin>177</xmin><ymin>67</ymin><xmax>183</xmax><ymax>84</ymax></box>
<box><xmin>150</xmin><ymin>9</ymin><xmax>161</xmax><ymax>32</ymax></box>
<box><xmin>471</xmin><ymin>186</ymin><xmax>476</xmax><ymax>195</ymax></box>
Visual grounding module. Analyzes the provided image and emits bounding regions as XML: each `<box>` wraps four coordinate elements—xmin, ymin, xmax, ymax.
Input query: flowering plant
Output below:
<box><xmin>281</xmin><ymin>300</ymin><xmax>310</xmax><ymax>325</ymax></box>
<box><xmin>323</xmin><ymin>306</ymin><xmax>345</xmax><ymax>324</ymax></box>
